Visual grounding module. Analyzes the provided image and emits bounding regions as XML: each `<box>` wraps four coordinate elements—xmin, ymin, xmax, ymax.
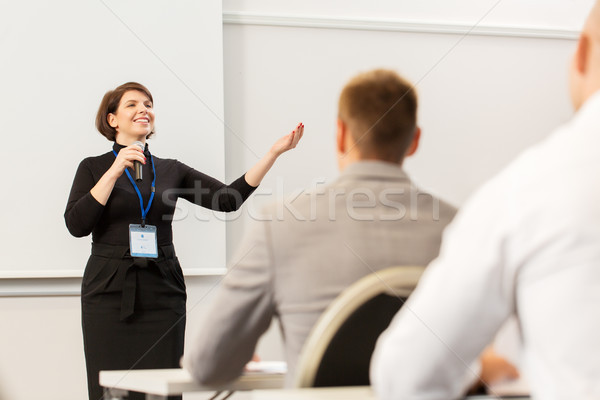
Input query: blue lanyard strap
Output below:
<box><xmin>112</xmin><ymin>149</ymin><xmax>156</xmax><ymax>225</ymax></box>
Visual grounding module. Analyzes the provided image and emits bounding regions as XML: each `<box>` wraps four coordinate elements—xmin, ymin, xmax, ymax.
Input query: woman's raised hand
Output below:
<box><xmin>244</xmin><ymin>123</ymin><xmax>305</xmax><ymax>187</ymax></box>
<box><xmin>269</xmin><ymin>122</ymin><xmax>304</xmax><ymax>157</ymax></box>
<box><xmin>109</xmin><ymin>144</ymin><xmax>146</xmax><ymax>177</ymax></box>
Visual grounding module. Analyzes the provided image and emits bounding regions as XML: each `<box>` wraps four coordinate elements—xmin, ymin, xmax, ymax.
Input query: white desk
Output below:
<box><xmin>100</xmin><ymin>365</ymin><xmax>285</xmax><ymax>400</ymax></box>
<box><xmin>250</xmin><ymin>387</ymin><xmax>530</xmax><ymax>400</ymax></box>
<box><xmin>100</xmin><ymin>367</ymin><xmax>529</xmax><ymax>400</ymax></box>
<box><xmin>251</xmin><ymin>386</ymin><xmax>375</xmax><ymax>400</ymax></box>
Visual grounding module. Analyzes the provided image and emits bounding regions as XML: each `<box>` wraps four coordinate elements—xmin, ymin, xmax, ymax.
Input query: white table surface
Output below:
<box><xmin>100</xmin><ymin>366</ymin><xmax>529</xmax><ymax>399</ymax></box>
<box><xmin>100</xmin><ymin>365</ymin><xmax>285</xmax><ymax>396</ymax></box>
<box><xmin>250</xmin><ymin>387</ymin><xmax>530</xmax><ymax>400</ymax></box>
<box><xmin>250</xmin><ymin>386</ymin><xmax>529</xmax><ymax>400</ymax></box>
<box><xmin>251</xmin><ymin>386</ymin><xmax>375</xmax><ymax>400</ymax></box>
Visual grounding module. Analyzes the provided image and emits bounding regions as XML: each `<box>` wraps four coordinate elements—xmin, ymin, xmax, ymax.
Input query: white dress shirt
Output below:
<box><xmin>371</xmin><ymin>91</ymin><xmax>600</xmax><ymax>400</ymax></box>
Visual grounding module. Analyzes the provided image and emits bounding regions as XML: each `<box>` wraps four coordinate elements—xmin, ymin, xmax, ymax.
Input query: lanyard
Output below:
<box><xmin>112</xmin><ymin>149</ymin><xmax>156</xmax><ymax>226</ymax></box>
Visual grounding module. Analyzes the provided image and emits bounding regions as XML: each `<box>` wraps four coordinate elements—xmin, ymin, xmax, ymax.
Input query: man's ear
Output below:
<box><xmin>107</xmin><ymin>113</ymin><xmax>118</xmax><ymax>128</ymax></box>
<box><xmin>575</xmin><ymin>34</ymin><xmax>590</xmax><ymax>75</ymax></box>
<box><xmin>405</xmin><ymin>126</ymin><xmax>421</xmax><ymax>157</ymax></box>
<box><xmin>336</xmin><ymin>118</ymin><xmax>347</xmax><ymax>154</ymax></box>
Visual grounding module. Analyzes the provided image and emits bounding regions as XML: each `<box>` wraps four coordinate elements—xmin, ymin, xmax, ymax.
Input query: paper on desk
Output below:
<box><xmin>488</xmin><ymin>376</ymin><xmax>530</xmax><ymax>397</ymax></box>
<box><xmin>245</xmin><ymin>361</ymin><xmax>287</xmax><ymax>374</ymax></box>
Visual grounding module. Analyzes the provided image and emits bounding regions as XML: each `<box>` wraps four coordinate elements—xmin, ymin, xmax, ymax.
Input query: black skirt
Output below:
<box><xmin>81</xmin><ymin>243</ymin><xmax>187</xmax><ymax>400</ymax></box>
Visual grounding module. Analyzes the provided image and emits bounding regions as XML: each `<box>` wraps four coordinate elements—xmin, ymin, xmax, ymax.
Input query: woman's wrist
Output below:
<box><xmin>105</xmin><ymin>165</ymin><xmax>123</xmax><ymax>181</ymax></box>
<box><xmin>267</xmin><ymin>147</ymin><xmax>281</xmax><ymax>160</ymax></box>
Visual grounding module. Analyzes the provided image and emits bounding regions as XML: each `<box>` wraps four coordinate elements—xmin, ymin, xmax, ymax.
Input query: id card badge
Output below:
<box><xmin>129</xmin><ymin>224</ymin><xmax>158</xmax><ymax>258</ymax></box>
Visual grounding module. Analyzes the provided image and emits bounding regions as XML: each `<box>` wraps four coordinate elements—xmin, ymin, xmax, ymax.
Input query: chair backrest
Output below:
<box><xmin>293</xmin><ymin>266</ymin><xmax>425</xmax><ymax>388</ymax></box>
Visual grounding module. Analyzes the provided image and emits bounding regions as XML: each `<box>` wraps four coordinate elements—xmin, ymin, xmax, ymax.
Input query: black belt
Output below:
<box><xmin>91</xmin><ymin>243</ymin><xmax>176</xmax><ymax>321</ymax></box>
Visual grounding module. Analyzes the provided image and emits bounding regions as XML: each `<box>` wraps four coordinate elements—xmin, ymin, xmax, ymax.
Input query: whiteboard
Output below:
<box><xmin>0</xmin><ymin>0</ymin><xmax>226</xmax><ymax>278</ymax></box>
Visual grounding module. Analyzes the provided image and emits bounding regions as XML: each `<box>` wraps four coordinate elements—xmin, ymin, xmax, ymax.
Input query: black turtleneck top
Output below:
<box><xmin>65</xmin><ymin>142</ymin><xmax>256</xmax><ymax>246</ymax></box>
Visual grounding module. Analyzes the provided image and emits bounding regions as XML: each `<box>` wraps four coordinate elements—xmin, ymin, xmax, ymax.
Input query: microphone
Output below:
<box><xmin>133</xmin><ymin>141</ymin><xmax>144</xmax><ymax>182</ymax></box>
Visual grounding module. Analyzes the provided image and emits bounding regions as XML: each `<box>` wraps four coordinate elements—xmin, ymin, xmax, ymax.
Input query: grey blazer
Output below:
<box><xmin>184</xmin><ymin>161</ymin><xmax>457</xmax><ymax>386</ymax></box>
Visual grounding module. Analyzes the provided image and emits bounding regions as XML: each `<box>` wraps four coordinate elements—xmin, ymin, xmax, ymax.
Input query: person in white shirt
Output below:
<box><xmin>370</xmin><ymin>2</ymin><xmax>600</xmax><ymax>399</ymax></box>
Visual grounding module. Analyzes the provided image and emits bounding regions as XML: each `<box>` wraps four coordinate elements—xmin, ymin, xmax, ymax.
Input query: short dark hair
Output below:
<box><xmin>338</xmin><ymin>69</ymin><xmax>418</xmax><ymax>163</ymax></box>
<box><xmin>95</xmin><ymin>82</ymin><xmax>155</xmax><ymax>141</ymax></box>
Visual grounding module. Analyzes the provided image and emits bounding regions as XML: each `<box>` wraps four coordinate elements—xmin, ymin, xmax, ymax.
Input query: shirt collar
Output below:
<box><xmin>574</xmin><ymin>89</ymin><xmax>600</xmax><ymax>124</ymax></box>
<box><xmin>112</xmin><ymin>141</ymin><xmax>150</xmax><ymax>156</ymax></box>
<box><xmin>339</xmin><ymin>160</ymin><xmax>410</xmax><ymax>182</ymax></box>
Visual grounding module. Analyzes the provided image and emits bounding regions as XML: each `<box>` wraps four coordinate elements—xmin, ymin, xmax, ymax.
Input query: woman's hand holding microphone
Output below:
<box><xmin>91</xmin><ymin>144</ymin><xmax>147</xmax><ymax>206</ymax></box>
<box><xmin>108</xmin><ymin>143</ymin><xmax>146</xmax><ymax>178</ymax></box>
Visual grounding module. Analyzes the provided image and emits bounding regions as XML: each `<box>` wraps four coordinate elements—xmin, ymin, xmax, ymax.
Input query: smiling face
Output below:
<box><xmin>108</xmin><ymin>90</ymin><xmax>155</xmax><ymax>144</ymax></box>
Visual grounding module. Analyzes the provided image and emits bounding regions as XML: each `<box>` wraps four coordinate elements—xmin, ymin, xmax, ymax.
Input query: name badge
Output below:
<box><xmin>129</xmin><ymin>224</ymin><xmax>158</xmax><ymax>258</ymax></box>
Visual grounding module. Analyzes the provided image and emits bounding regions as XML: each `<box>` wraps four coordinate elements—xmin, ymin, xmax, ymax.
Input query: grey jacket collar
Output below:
<box><xmin>338</xmin><ymin>160</ymin><xmax>411</xmax><ymax>182</ymax></box>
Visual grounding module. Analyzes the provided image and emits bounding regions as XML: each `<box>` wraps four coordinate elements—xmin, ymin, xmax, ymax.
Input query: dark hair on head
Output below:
<box><xmin>95</xmin><ymin>82</ymin><xmax>155</xmax><ymax>141</ymax></box>
<box><xmin>338</xmin><ymin>69</ymin><xmax>418</xmax><ymax>163</ymax></box>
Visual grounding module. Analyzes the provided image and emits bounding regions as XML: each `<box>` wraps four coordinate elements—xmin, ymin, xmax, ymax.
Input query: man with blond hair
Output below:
<box><xmin>183</xmin><ymin>69</ymin><xmax>457</xmax><ymax>386</ymax></box>
<box><xmin>371</xmin><ymin>3</ymin><xmax>600</xmax><ymax>399</ymax></box>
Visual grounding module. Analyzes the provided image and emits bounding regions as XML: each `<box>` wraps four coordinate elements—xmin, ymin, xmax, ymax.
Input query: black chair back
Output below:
<box><xmin>313</xmin><ymin>293</ymin><xmax>407</xmax><ymax>387</ymax></box>
<box><xmin>293</xmin><ymin>266</ymin><xmax>424</xmax><ymax>388</ymax></box>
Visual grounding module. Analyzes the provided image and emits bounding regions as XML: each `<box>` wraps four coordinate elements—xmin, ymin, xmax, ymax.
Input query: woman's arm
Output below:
<box><xmin>244</xmin><ymin>123</ymin><xmax>304</xmax><ymax>187</ymax></box>
<box><xmin>90</xmin><ymin>144</ymin><xmax>146</xmax><ymax>205</ymax></box>
<box><xmin>179</xmin><ymin>123</ymin><xmax>304</xmax><ymax>212</ymax></box>
<box><xmin>65</xmin><ymin>159</ymin><xmax>104</xmax><ymax>237</ymax></box>
<box><xmin>64</xmin><ymin>144</ymin><xmax>146</xmax><ymax>237</ymax></box>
